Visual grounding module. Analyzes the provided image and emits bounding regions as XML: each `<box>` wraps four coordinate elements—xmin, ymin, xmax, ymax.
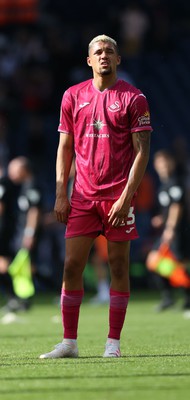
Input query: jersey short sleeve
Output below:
<box><xmin>129</xmin><ymin>93</ymin><xmax>152</xmax><ymax>133</ymax></box>
<box><xmin>58</xmin><ymin>90</ymin><xmax>73</xmax><ymax>134</ymax></box>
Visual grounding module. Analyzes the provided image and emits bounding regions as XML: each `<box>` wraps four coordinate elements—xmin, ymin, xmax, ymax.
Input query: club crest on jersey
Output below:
<box><xmin>108</xmin><ymin>101</ymin><xmax>121</xmax><ymax>112</ymax></box>
<box><xmin>138</xmin><ymin>111</ymin><xmax>150</xmax><ymax>126</ymax></box>
<box><xmin>79</xmin><ymin>102</ymin><xmax>90</xmax><ymax>108</ymax></box>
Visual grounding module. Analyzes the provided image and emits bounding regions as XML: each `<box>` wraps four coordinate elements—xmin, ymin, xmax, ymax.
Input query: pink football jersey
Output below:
<box><xmin>58</xmin><ymin>79</ymin><xmax>152</xmax><ymax>200</ymax></box>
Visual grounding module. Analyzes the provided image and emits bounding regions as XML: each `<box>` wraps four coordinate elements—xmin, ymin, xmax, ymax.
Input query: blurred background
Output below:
<box><xmin>0</xmin><ymin>0</ymin><xmax>190</xmax><ymax>302</ymax></box>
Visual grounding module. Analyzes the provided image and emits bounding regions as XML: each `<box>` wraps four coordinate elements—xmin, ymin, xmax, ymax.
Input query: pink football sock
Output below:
<box><xmin>61</xmin><ymin>288</ymin><xmax>84</xmax><ymax>339</ymax></box>
<box><xmin>108</xmin><ymin>289</ymin><xmax>130</xmax><ymax>340</ymax></box>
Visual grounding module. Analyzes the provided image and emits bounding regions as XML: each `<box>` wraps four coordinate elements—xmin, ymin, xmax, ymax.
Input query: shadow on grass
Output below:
<box><xmin>0</xmin><ymin>384</ymin><xmax>188</xmax><ymax>395</ymax></box>
<box><xmin>1</xmin><ymin>371</ymin><xmax>190</xmax><ymax>381</ymax></box>
<box><xmin>1</xmin><ymin>352</ymin><xmax>190</xmax><ymax>368</ymax></box>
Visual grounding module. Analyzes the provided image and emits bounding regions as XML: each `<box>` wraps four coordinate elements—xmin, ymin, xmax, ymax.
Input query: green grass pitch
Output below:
<box><xmin>0</xmin><ymin>291</ymin><xmax>190</xmax><ymax>400</ymax></box>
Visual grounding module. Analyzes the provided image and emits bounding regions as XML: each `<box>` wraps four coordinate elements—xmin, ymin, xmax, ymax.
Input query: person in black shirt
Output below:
<box><xmin>0</xmin><ymin>163</ymin><xmax>16</xmax><ymax>299</ymax></box>
<box><xmin>147</xmin><ymin>150</ymin><xmax>190</xmax><ymax>311</ymax></box>
<box><xmin>8</xmin><ymin>157</ymin><xmax>43</xmax><ymax>257</ymax></box>
<box><xmin>0</xmin><ymin>157</ymin><xmax>43</xmax><ymax>312</ymax></box>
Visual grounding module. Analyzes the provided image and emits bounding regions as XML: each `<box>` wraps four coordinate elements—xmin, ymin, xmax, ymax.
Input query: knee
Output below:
<box><xmin>109</xmin><ymin>257</ymin><xmax>129</xmax><ymax>280</ymax></box>
<box><xmin>63</xmin><ymin>256</ymin><xmax>82</xmax><ymax>281</ymax></box>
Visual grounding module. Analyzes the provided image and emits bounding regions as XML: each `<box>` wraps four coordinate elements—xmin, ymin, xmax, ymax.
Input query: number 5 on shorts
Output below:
<box><xmin>127</xmin><ymin>206</ymin><xmax>135</xmax><ymax>225</ymax></box>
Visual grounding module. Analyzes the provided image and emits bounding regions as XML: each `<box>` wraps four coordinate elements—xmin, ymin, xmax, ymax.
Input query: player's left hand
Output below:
<box><xmin>108</xmin><ymin>198</ymin><xmax>130</xmax><ymax>227</ymax></box>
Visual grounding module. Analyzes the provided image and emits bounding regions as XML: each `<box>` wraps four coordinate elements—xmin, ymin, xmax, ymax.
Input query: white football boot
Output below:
<box><xmin>103</xmin><ymin>338</ymin><xmax>121</xmax><ymax>358</ymax></box>
<box><xmin>39</xmin><ymin>339</ymin><xmax>78</xmax><ymax>359</ymax></box>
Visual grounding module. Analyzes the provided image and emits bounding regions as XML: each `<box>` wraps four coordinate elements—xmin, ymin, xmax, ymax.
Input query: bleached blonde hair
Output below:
<box><xmin>88</xmin><ymin>34</ymin><xmax>119</xmax><ymax>54</ymax></box>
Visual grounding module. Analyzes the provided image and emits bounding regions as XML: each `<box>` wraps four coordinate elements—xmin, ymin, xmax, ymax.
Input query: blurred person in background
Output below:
<box><xmin>0</xmin><ymin>162</ymin><xmax>16</xmax><ymax>302</ymax></box>
<box><xmin>146</xmin><ymin>150</ymin><xmax>190</xmax><ymax>312</ymax></box>
<box><xmin>119</xmin><ymin>3</ymin><xmax>150</xmax><ymax>58</ymax></box>
<box><xmin>132</xmin><ymin>170</ymin><xmax>156</xmax><ymax>264</ymax></box>
<box><xmin>0</xmin><ymin>156</ymin><xmax>43</xmax><ymax>313</ymax></box>
<box><xmin>172</xmin><ymin>135</ymin><xmax>190</xmax><ymax>224</ymax></box>
<box><xmin>40</xmin><ymin>34</ymin><xmax>152</xmax><ymax>359</ymax></box>
<box><xmin>89</xmin><ymin>235</ymin><xmax>110</xmax><ymax>305</ymax></box>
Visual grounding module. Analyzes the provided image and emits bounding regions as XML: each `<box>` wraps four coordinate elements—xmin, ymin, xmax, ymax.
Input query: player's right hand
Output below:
<box><xmin>54</xmin><ymin>196</ymin><xmax>70</xmax><ymax>224</ymax></box>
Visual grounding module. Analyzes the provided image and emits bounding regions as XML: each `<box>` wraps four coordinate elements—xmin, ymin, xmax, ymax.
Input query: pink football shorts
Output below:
<box><xmin>65</xmin><ymin>197</ymin><xmax>139</xmax><ymax>242</ymax></box>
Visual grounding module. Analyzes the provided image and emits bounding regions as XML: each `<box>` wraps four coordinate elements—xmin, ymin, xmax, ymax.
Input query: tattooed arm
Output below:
<box><xmin>126</xmin><ymin>130</ymin><xmax>151</xmax><ymax>199</ymax></box>
<box><xmin>108</xmin><ymin>130</ymin><xmax>151</xmax><ymax>226</ymax></box>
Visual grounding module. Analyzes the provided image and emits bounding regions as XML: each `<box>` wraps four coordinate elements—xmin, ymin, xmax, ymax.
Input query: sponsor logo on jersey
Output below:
<box><xmin>86</xmin><ymin>133</ymin><xmax>109</xmax><ymax>138</ymax></box>
<box><xmin>90</xmin><ymin>118</ymin><xmax>107</xmax><ymax>131</ymax></box>
<box><xmin>138</xmin><ymin>111</ymin><xmax>150</xmax><ymax>126</ymax></box>
<box><xmin>108</xmin><ymin>101</ymin><xmax>121</xmax><ymax>112</ymax></box>
<box><xmin>86</xmin><ymin>117</ymin><xmax>108</xmax><ymax>138</ymax></box>
<box><xmin>79</xmin><ymin>102</ymin><xmax>90</xmax><ymax>108</ymax></box>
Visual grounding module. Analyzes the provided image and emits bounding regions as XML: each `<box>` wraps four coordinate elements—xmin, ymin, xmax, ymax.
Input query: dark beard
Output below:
<box><xmin>100</xmin><ymin>67</ymin><xmax>112</xmax><ymax>76</ymax></box>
